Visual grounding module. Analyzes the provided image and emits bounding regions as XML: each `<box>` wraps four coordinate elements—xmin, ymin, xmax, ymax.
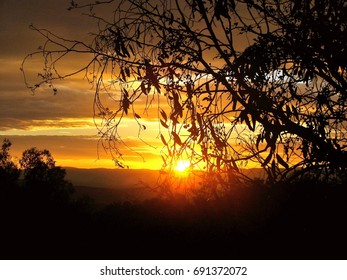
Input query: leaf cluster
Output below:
<box><xmin>22</xmin><ymin>0</ymin><xmax>347</xmax><ymax>194</ymax></box>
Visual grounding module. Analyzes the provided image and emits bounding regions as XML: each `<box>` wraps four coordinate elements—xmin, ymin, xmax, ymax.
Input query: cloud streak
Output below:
<box><xmin>1</xmin><ymin>135</ymin><xmax>162</xmax><ymax>169</ymax></box>
<box><xmin>0</xmin><ymin>1</ymin><xmax>166</xmax><ymax>168</ymax></box>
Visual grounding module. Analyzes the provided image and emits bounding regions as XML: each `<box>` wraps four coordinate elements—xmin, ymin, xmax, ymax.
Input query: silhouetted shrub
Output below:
<box><xmin>0</xmin><ymin>139</ymin><xmax>20</xmax><ymax>189</ymax></box>
<box><xmin>20</xmin><ymin>147</ymin><xmax>74</xmax><ymax>203</ymax></box>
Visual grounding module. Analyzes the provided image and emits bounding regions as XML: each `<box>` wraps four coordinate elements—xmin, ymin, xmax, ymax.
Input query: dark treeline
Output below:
<box><xmin>1</xmin><ymin>139</ymin><xmax>347</xmax><ymax>259</ymax></box>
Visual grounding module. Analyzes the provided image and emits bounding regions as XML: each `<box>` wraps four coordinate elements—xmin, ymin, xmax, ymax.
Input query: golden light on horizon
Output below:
<box><xmin>174</xmin><ymin>159</ymin><xmax>190</xmax><ymax>173</ymax></box>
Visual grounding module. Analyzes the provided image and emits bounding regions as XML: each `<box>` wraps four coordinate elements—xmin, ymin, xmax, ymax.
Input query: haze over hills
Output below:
<box><xmin>65</xmin><ymin>167</ymin><xmax>266</xmax><ymax>188</ymax></box>
<box><xmin>65</xmin><ymin>167</ymin><xmax>160</xmax><ymax>189</ymax></box>
<box><xmin>64</xmin><ymin>167</ymin><xmax>162</xmax><ymax>204</ymax></box>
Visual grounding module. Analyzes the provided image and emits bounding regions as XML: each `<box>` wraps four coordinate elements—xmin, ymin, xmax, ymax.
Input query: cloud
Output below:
<box><xmin>0</xmin><ymin>1</ymin><xmax>165</xmax><ymax>168</ymax></box>
<box><xmin>0</xmin><ymin>0</ymin><xmax>102</xmax><ymax>131</ymax></box>
<box><xmin>0</xmin><ymin>1</ymin><xmax>168</xmax><ymax>133</ymax></box>
<box><xmin>1</xmin><ymin>135</ymin><xmax>163</xmax><ymax>169</ymax></box>
<box><xmin>0</xmin><ymin>55</ymin><xmax>97</xmax><ymax>131</ymax></box>
<box><xmin>0</xmin><ymin>81</ymin><xmax>95</xmax><ymax>131</ymax></box>
<box><xmin>0</xmin><ymin>0</ymin><xmax>97</xmax><ymax>57</ymax></box>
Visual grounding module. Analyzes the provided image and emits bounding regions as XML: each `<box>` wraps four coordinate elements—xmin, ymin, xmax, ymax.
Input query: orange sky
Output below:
<box><xmin>0</xmin><ymin>0</ymin><xmax>166</xmax><ymax>169</ymax></box>
<box><xmin>0</xmin><ymin>1</ymin><xmax>256</xmax><ymax>170</ymax></box>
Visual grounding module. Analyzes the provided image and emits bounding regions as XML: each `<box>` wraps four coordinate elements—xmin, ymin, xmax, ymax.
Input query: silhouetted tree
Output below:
<box><xmin>20</xmin><ymin>147</ymin><xmax>73</xmax><ymax>202</ymax></box>
<box><xmin>0</xmin><ymin>139</ymin><xmax>20</xmax><ymax>187</ymax></box>
<box><xmin>22</xmin><ymin>0</ymin><xmax>347</xmax><ymax>193</ymax></box>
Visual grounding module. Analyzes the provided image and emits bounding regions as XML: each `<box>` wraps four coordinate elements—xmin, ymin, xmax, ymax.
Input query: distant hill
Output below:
<box><xmin>65</xmin><ymin>167</ymin><xmax>266</xmax><ymax>189</ymax></box>
<box><xmin>65</xmin><ymin>167</ymin><xmax>160</xmax><ymax>189</ymax></box>
<box><xmin>63</xmin><ymin>167</ymin><xmax>267</xmax><ymax>205</ymax></box>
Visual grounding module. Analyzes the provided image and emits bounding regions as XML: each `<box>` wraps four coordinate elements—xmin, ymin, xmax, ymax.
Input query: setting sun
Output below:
<box><xmin>174</xmin><ymin>160</ymin><xmax>190</xmax><ymax>173</ymax></box>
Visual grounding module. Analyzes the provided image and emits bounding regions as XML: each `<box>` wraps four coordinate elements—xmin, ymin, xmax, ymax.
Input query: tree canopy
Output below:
<box><xmin>22</xmin><ymin>0</ymin><xmax>347</xmax><ymax>194</ymax></box>
<box><xmin>0</xmin><ymin>139</ymin><xmax>73</xmax><ymax>201</ymax></box>
<box><xmin>0</xmin><ymin>139</ymin><xmax>20</xmax><ymax>186</ymax></box>
<box><xmin>20</xmin><ymin>147</ymin><xmax>73</xmax><ymax>200</ymax></box>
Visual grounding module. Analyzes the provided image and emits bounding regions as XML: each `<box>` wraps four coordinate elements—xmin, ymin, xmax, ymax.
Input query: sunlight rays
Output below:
<box><xmin>174</xmin><ymin>159</ymin><xmax>191</xmax><ymax>173</ymax></box>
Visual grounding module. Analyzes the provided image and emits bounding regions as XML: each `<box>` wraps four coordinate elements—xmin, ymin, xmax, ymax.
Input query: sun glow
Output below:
<box><xmin>174</xmin><ymin>159</ymin><xmax>191</xmax><ymax>173</ymax></box>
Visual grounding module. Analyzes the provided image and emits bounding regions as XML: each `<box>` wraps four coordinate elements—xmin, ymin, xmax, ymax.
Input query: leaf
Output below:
<box><xmin>172</xmin><ymin>92</ymin><xmax>183</xmax><ymax>118</ymax></box>
<box><xmin>196</xmin><ymin>113</ymin><xmax>205</xmax><ymax>143</ymax></box>
<box><xmin>256</xmin><ymin>134</ymin><xmax>262</xmax><ymax>150</ymax></box>
<box><xmin>251</xmin><ymin>114</ymin><xmax>256</xmax><ymax>131</ymax></box>
<box><xmin>122</xmin><ymin>97</ymin><xmax>130</xmax><ymax>115</ymax></box>
<box><xmin>161</xmin><ymin>155</ymin><xmax>168</xmax><ymax>166</ymax></box>
<box><xmin>160</xmin><ymin>119</ymin><xmax>169</xmax><ymax>128</ymax></box>
<box><xmin>276</xmin><ymin>154</ymin><xmax>289</xmax><ymax>169</ymax></box>
<box><xmin>198</xmin><ymin>129</ymin><xmax>205</xmax><ymax>144</ymax></box>
<box><xmin>120</xmin><ymin>68</ymin><xmax>126</xmax><ymax>81</ymax></box>
<box><xmin>134</xmin><ymin>113</ymin><xmax>141</xmax><ymax>119</ymax></box>
<box><xmin>153</xmin><ymin>80</ymin><xmax>161</xmax><ymax>93</ymax></box>
<box><xmin>292</xmin><ymin>105</ymin><xmax>299</xmax><ymax>120</ymax></box>
<box><xmin>172</xmin><ymin>131</ymin><xmax>182</xmax><ymax>146</ymax></box>
<box><xmin>205</xmin><ymin>81</ymin><xmax>210</xmax><ymax>93</ymax></box>
<box><xmin>160</xmin><ymin>134</ymin><xmax>167</xmax><ymax>146</ymax></box>
<box><xmin>160</xmin><ymin>109</ymin><xmax>168</xmax><ymax>122</ymax></box>
<box><xmin>167</xmin><ymin>146</ymin><xmax>172</xmax><ymax>157</ymax></box>
<box><xmin>121</xmin><ymin>44</ymin><xmax>130</xmax><ymax>57</ymax></box>
<box><xmin>208</xmin><ymin>120</ymin><xmax>225</xmax><ymax>148</ymax></box>
<box><xmin>186</xmin><ymin>83</ymin><xmax>193</xmax><ymax>98</ymax></box>
<box><xmin>232</xmin><ymin>95</ymin><xmax>237</xmax><ymax>111</ymax></box>
<box><xmin>129</xmin><ymin>44</ymin><xmax>135</xmax><ymax>56</ymax></box>
<box><xmin>140</xmin><ymin>81</ymin><xmax>148</xmax><ymax>95</ymax></box>
<box><xmin>239</xmin><ymin>109</ymin><xmax>247</xmax><ymax>123</ymax></box>
<box><xmin>169</xmin><ymin>12</ymin><xmax>174</xmax><ymax>25</ymax></box>
<box><xmin>125</xmin><ymin>67</ymin><xmax>131</xmax><ymax>77</ymax></box>
<box><xmin>262</xmin><ymin>152</ymin><xmax>272</xmax><ymax>167</ymax></box>
<box><xmin>244</xmin><ymin>114</ymin><xmax>253</xmax><ymax>130</ymax></box>
<box><xmin>230</xmin><ymin>0</ymin><xmax>235</xmax><ymax>10</ymax></box>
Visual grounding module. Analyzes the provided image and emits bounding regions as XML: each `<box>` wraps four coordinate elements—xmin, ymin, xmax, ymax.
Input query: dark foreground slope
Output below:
<box><xmin>1</xmin><ymin>178</ymin><xmax>347</xmax><ymax>260</ymax></box>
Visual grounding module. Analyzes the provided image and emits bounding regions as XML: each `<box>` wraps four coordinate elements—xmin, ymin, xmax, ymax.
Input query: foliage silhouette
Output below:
<box><xmin>0</xmin><ymin>140</ymin><xmax>81</xmax><ymax>258</ymax></box>
<box><xmin>0</xmin><ymin>139</ymin><xmax>20</xmax><ymax>187</ymax></box>
<box><xmin>22</xmin><ymin>0</ymin><xmax>347</xmax><ymax>193</ymax></box>
<box><xmin>0</xmin><ymin>139</ymin><xmax>74</xmax><ymax>202</ymax></box>
<box><xmin>20</xmin><ymin>147</ymin><xmax>74</xmax><ymax>202</ymax></box>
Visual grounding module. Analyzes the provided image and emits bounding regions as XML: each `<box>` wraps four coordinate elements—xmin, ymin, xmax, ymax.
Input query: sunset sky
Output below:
<box><xmin>0</xmin><ymin>0</ymin><xmax>164</xmax><ymax>169</ymax></box>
